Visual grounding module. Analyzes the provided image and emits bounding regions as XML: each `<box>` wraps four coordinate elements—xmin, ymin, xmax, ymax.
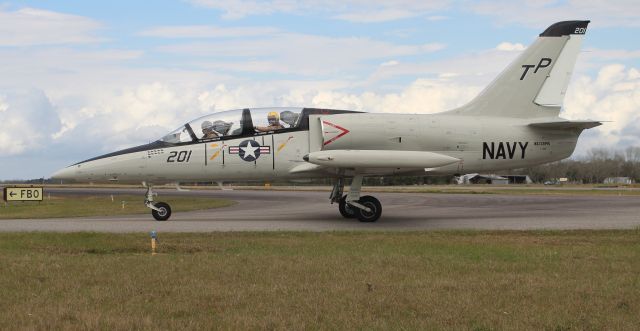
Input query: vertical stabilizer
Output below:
<box><xmin>451</xmin><ymin>20</ymin><xmax>590</xmax><ymax>118</ymax></box>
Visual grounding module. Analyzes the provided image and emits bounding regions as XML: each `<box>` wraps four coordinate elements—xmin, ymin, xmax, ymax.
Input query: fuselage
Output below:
<box><xmin>52</xmin><ymin>107</ymin><xmax>583</xmax><ymax>184</ymax></box>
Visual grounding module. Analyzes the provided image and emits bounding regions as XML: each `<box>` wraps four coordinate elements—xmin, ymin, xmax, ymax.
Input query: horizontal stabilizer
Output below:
<box><xmin>304</xmin><ymin>150</ymin><xmax>459</xmax><ymax>169</ymax></box>
<box><xmin>529</xmin><ymin>120</ymin><xmax>602</xmax><ymax>130</ymax></box>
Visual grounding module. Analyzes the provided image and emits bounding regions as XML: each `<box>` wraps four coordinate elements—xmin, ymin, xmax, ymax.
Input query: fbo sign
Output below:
<box><xmin>3</xmin><ymin>187</ymin><xmax>44</xmax><ymax>202</ymax></box>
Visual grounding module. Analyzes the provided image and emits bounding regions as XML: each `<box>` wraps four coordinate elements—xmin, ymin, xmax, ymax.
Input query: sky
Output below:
<box><xmin>0</xmin><ymin>0</ymin><xmax>639</xmax><ymax>180</ymax></box>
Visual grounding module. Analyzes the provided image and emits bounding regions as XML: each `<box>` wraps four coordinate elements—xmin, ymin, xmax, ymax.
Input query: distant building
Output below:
<box><xmin>603</xmin><ymin>177</ymin><xmax>635</xmax><ymax>185</ymax></box>
<box><xmin>503</xmin><ymin>175</ymin><xmax>533</xmax><ymax>184</ymax></box>
<box><xmin>455</xmin><ymin>174</ymin><xmax>532</xmax><ymax>185</ymax></box>
<box><xmin>455</xmin><ymin>174</ymin><xmax>531</xmax><ymax>185</ymax></box>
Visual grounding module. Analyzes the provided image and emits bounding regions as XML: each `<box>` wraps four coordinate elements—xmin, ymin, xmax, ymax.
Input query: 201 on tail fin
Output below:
<box><xmin>451</xmin><ymin>20</ymin><xmax>590</xmax><ymax>118</ymax></box>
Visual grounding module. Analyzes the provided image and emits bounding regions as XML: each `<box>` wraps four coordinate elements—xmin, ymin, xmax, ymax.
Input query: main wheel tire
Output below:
<box><xmin>151</xmin><ymin>202</ymin><xmax>172</xmax><ymax>221</ymax></box>
<box><xmin>338</xmin><ymin>195</ymin><xmax>356</xmax><ymax>218</ymax></box>
<box><xmin>355</xmin><ymin>196</ymin><xmax>382</xmax><ymax>223</ymax></box>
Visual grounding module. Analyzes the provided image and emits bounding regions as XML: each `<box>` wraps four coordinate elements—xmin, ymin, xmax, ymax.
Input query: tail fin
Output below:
<box><xmin>452</xmin><ymin>20</ymin><xmax>590</xmax><ymax>118</ymax></box>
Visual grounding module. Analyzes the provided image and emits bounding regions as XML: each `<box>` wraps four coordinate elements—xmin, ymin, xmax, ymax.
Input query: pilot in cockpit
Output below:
<box><xmin>201</xmin><ymin>121</ymin><xmax>220</xmax><ymax>139</ymax></box>
<box><xmin>255</xmin><ymin>111</ymin><xmax>285</xmax><ymax>132</ymax></box>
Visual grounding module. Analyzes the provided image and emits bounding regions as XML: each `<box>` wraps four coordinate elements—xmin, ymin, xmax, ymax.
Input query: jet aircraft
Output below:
<box><xmin>53</xmin><ymin>20</ymin><xmax>600</xmax><ymax>222</ymax></box>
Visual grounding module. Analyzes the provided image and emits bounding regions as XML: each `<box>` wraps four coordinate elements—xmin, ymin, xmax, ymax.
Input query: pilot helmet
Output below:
<box><xmin>212</xmin><ymin>120</ymin><xmax>227</xmax><ymax>134</ymax></box>
<box><xmin>267</xmin><ymin>111</ymin><xmax>280</xmax><ymax>125</ymax></box>
<box><xmin>201</xmin><ymin>120</ymin><xmax>213</xmax><ymax>132</ymax></box>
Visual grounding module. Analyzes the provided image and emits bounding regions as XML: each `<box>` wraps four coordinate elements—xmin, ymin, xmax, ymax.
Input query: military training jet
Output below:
<box><xmin>52</xmin><ymin>20</ymin><xmax>600</xmax><ymax>222</ymax></box>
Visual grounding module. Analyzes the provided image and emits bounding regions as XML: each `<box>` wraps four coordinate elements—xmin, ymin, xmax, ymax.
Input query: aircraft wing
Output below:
<box><xmin>303</xmin><ymin>150</ymin><xmax>459</xmax><ymax>169</ymax></box>
<box><xmin>529</xmin><ymin>120</ymin><xmax>602</xmax><ymax>130</ymax></box>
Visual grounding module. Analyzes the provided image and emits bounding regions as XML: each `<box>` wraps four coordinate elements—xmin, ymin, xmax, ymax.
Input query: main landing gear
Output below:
<box><xmin>330</xmin><ymin>175</ymin><xmax>382</xmax><ymax>222</ymax></box>
<box><xmin>144</xmin><ymin>184</ymin><xmax>172</xmax><ymax>221</ymax></box>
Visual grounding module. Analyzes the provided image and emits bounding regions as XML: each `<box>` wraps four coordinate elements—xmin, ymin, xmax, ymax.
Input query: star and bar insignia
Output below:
<box><xmin>229</xmin><ymin>140</ymin><xmax>271</xmax><ymax>162</ymax></box>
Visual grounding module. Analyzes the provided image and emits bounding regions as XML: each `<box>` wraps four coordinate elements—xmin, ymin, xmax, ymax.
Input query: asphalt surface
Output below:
<box><xmin>1</xmin><ymin>187</ymin><xmax>639</xmax><ymax>232</ymax></box>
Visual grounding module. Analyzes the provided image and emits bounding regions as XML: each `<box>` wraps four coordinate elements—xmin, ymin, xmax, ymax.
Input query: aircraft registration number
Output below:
<box><xmin>167</xmin><ymin>150</ymin><xmax>192</xmax><ymax>163</ymax></box>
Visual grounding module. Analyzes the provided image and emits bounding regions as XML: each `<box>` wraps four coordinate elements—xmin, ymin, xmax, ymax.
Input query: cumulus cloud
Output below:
<box><xmin>302</xmin><ymin>78</ymin><xmax>480</xmax><ymax>113</ymax></box>
<box><xmin>42</xmin><ymin>65</ymin><xmax>636</xmax><ymax>162</ymax></box>
<box><xmin>0</xmin><ymin>75</ymin><xmax>476</xmax><ymax>160</ymax></box>
<box><xmin>0</xmin><ymin>89</ymin><xmax>61</xmax><ymax>155</ymax></box>
<box><xmin>0</xmin><ymin>7</ymin><xmax>103</xmax><ymax>46</ymax></box>
<box><xmin>564</xmin><ymin>65</ymin><xmax>640</xmax><ymax>154</ymax></box>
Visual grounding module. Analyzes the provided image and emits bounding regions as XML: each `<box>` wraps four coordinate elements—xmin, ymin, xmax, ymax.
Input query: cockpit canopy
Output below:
<box><xmin>160</xmin><ymin>107</ymin><xmax>357</xmax><ymax>144</ymax></box>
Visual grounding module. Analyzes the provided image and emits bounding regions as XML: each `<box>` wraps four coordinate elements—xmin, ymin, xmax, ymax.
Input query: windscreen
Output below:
<box><xmin>160</xmin><ymin>109</ymin><xmax>244</xmax><ymax>143</ymax></box>
<box><xmin>251</xmin><ymin>107</ymin><xmax>302</xmax><ymax>133</ymax></box>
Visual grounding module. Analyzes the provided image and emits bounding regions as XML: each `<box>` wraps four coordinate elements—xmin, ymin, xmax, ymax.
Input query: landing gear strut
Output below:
<box><xmin>331</xmin><ymin>175</ymin><xmax>382</xmax><ymax>222</ymax></box>
<box><xmin>144</xmin><ymin>184</ymin><xmax>172</xmax><ymax>221</ymax></box>
<box><xmin>338</xmin><ymin>195</ymin><xmax>356</xmax><ymax>218</ymax></box>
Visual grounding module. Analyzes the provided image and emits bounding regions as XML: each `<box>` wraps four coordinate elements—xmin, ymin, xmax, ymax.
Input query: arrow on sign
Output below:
<box><xmin>9</xmin><ymin>191</ymin><xmax>16</xmax><ymax>197</ymax></box>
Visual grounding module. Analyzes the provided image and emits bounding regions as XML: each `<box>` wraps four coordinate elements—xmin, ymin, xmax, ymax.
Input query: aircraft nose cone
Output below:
<box><xmin>51</xmin><ymin>166</ymin><xmax>75</xmax><ymax>180</ymax></box>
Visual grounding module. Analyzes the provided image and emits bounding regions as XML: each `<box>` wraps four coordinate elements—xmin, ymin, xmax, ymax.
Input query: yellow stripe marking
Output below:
<box><xmin>277</xmin><ymin>136</ymin><xmax>294</xmax><ymax>153</ymax></box>
<box><xmin>209</xmin><ymin>143</ymin><xmax>224</xmax><ymax>160</ymax></box>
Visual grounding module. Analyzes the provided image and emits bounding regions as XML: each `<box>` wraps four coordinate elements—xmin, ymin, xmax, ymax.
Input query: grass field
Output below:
<box><xmin>0</xmin><ymin>231</ymin><xmax>638</xmax><ymax>330</ymax></box>
<box><xmin>0</xmin><ymin>195</ymin><xmax>235</xmax><ymax>219</ymax></box>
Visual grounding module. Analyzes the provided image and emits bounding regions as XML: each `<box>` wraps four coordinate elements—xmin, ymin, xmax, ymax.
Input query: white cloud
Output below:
<box><xmin>187</xmin><ymin>0</ymin><xmax>451</xmax><ymax>22</ymax></box>
<box><xmin>495</xmin><ymin>42</ymin><xmax>525</xmax><ymax>51</ymax></box>
<box><xmin>139</xmin><ymin>25</ymin><xmax>280</xmax><ymax>38</ymax></box>
<box><xmin>365</xmin><ymin>45</ymin><xmax>522</xmax><ymax>86</ymax></box>
<box><xmin>0</xmin><ymin>89</ymin><xmax>61</xmax><ymax>155</ymax></box>
<box><xmin>0</xmin><ymin>96</ymin><xmax>7</xmax><ymax>113</ymax></box>
<box><xmin>426</xmin><ymin>15</ymin><xmax>448</xmax><ymax>21</ymax></box>
<box><xmin>45</xmin><ymin>77</ymin><xmax>479</xmax><ymax>155</ymax></box>
<box><xmin>0</xmin><ymin>7</ymin><xmax>103</xmax><ymax>46</ymax></box>
<box><xmin>187</xmin><ymin>0</ymin><xmax>295</xmax><ymax>19</ymax></box>
<box><xmin>158</xmin><ymin>33</ymin><xmax>445</xmax><ymax>76</ymax></box>
<box><xmin>380</xmin><ymin>60</ymin><xmax>400</xmax><ymax>67</ymax></box>
<box><xmin>564</xmin><ymin>65</ymin><xmax>640</xmax><ymax>155</ymax></box>
<box><xmin>333</xmin><ymin>9</ymin><xmax>419</xmax><ymax>23</ymax></box>
<box><xmin>0</xmin><ymin>47</ymin><xmax>232</xmax><ymax>96</ymax></box>
<box><xmin>470</xmin><ymin>0</ymin><xmax>640</xmax><ymax>28</ymax></box>
<box><xmin>302</xmin><ymin>78</ymin><xmax>480</xmax><ymax>113</ymax></box>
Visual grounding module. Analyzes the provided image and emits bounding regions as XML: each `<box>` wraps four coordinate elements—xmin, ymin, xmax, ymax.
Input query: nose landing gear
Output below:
<box><xmin>144</xmin><ymin>184</ymin><xmax>172</xmax><ymax>221</ymax></box>
<box><xmin>331</xmin><ymin>175</ymin><xmax>382</xmax><ymax>222</ymax></box>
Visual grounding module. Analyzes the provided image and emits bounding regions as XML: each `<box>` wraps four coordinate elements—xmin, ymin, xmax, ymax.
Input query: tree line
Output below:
<box><xmin>517</xmin><ymin>147</ymin><xmax>640</xmax><ymax>184</ymax></box>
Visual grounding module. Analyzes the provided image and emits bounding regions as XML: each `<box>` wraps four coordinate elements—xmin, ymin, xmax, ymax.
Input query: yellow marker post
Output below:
<box><xmin>150</xmin><ymin>230</ymin><xmax>158</xmax><ymax>255</ymax></box>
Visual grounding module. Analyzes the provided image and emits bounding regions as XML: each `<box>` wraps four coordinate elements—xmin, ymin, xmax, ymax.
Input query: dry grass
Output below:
<box><xmin>0</xmin><ymin>195</ymin><xmax>235</xmax><ymax>219</ymax></box>
<box><xmin>0</xmin><ymin>231</ymin><xmax>639</xmax><ymax>330</ymax></box>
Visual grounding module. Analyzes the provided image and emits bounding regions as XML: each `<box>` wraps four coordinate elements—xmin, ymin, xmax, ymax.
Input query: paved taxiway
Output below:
<box><xmin>1</xmin><ymin>187</ymin><xmax>639</xmax><ymax>232</ymax></box>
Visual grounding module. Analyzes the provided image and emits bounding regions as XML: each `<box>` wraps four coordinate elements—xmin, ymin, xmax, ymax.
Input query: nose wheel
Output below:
<box><xmin>143</xmin><ymin>184</ymin><xmax>172</xmax><ymax>221</ymax></box>
<box><xmin>151</xmin><ymin>202</ymin><xmax>172</xmax><ymax>221</ymax></box>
